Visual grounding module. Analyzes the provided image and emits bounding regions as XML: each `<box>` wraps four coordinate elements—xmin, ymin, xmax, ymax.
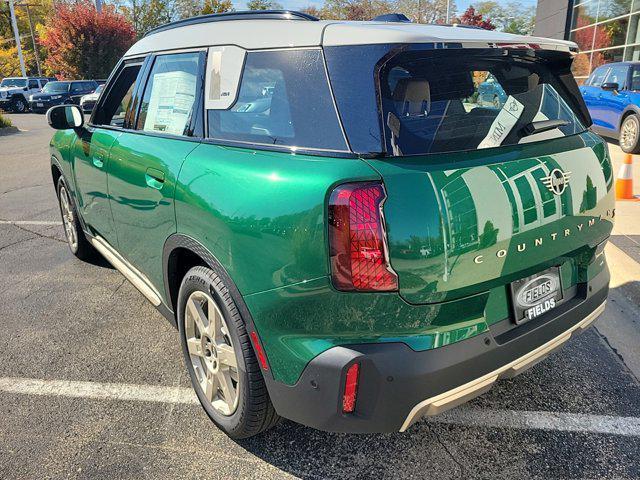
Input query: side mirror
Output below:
<box><xmin>47</xmin><ymin>104</ymin><xmax>84</xmax><ymax>130</ymax></box>
<box><xmin>601</xmin><ymin>82</ymin><xmax>619</xmax><ymax>91</ymax></box>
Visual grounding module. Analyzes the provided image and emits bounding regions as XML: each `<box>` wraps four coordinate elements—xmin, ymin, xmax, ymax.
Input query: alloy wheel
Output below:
<box><xmin>59</xmin><ymin>185</ymin><xmax>78</xmax><ymax>251</ymax></box>
<box><xmin>621</xmin><ymin>117</ymin><xmax>638</xmax><ymax>151</ymax></box>
<box><xmin>185</xmin><ymin>290</ymin><xmax>239</xmax><ymax>416</ymax></box>
<box><xmin>14</xmin><ymin>98</ymin><xmax>26</xmax><ymax>113</ymax></box>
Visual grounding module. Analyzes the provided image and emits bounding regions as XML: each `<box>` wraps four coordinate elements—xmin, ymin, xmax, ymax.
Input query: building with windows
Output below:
<box><xmin>535</xmin><ymin>0</ymin><xmax>640</xmax><ymax>83</ymax></box>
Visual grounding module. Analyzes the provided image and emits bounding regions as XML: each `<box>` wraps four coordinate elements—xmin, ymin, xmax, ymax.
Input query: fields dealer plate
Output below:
<box><xmin>510</xmin><ymin>267</ymin><xmax>563</xmax><ymax>324</ymax></box>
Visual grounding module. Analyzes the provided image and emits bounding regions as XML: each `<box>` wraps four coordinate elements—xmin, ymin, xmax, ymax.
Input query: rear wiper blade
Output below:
<box><xmin>521</xmin><ymin>119</ymin><xmax>570</xmax><ymax>137</ymax></box>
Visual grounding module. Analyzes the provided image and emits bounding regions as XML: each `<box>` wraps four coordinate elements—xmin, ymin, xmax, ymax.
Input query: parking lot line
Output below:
<box><xmin>427</xmin><ymin>407</ymin><xmax>640</xmax><ymax>437</ymax></box>
<box><xmin>2</xmin><ymin>376</ymin><xmax>640</xmax><ymax>436</ymax></box>
<box><xmin>0</xmin><ymin>220</ymin><xmax>62</xmax><ymax>226</ymax></box>
<box><xmin>0</xmin><ymin>376</ymin><xmax>198</xmax><ymax>405</ymax></box>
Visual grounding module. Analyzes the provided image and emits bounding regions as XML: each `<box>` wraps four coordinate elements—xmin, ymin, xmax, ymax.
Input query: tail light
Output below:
<box><xmin>328</xmin><ymin>182</ymin><xmax>398</xmax><ymax>292</ymax></box>
<box><xmin>342</xmin><ymin>362</ymin><xmax>360</xmax><ymax>413</ymax></box>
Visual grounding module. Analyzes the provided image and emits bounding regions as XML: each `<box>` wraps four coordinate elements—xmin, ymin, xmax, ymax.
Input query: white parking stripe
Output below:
<box><xmin>0</xmin><ymin>220</ymin><xmax>62</xmax><ymax>226</ymax></box>
<box><xmin>0</xmin><ymin>377</ymin><xmax>198</xmax><ymax>405</ymax></box>
<box><xmin>1</xmin><ymin>376</ymin><xmax>639</xmax><ymax>436</ymax></box>
<box><xmin>427</xmin><ymin>408</ymin><xmax>640</xmax><ymax>437</ymax></box>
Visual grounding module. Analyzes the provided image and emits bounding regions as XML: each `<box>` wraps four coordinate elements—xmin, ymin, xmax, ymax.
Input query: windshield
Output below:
<box><xmin>380</xmin><ymin>50</ymin><xmax>586</xmax><ymax>155</ymax></box>
<box><xmin>43</xmin><ymin>82</ymin><xmax>70</xmax><ymax>93</ymax></box>
<box><xmin>1</xmin><ymin>78</ymin><xmax>26</xmax><ymax>88</ymax></box>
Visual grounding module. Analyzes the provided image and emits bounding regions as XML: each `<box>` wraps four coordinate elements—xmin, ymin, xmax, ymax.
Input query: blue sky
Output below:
<box><xmin>235</xmin><ymin>0</ymin><xmax>538</xmax><ymax>13</ymax></box>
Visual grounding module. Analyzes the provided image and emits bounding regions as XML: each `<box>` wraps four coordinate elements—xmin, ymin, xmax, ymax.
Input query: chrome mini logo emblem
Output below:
<box><xmin>541</xmin><ymin>169</ymin><xmax>571</xmax><ymax>195</ymax></box>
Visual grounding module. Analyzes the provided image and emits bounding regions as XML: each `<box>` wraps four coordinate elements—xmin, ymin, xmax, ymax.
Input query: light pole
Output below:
<box><xmin>446</xmin><ymin>0</ymin><xmax>451</xmax><ymax>23</ymax></box>
<box><xmin>8</xmin><ymin>0</ymin><xmax>27</xmax><ymax>77</ymax></box>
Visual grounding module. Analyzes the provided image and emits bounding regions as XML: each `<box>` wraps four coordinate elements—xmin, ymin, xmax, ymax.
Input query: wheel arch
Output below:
<box><xmin>163</xmin><ymin>233</ymin><xmax>274</xmax><ymax>378</ymax></box>
<box><xmin>618</xmin><ymin>105</ymin><xmax>640</xmax><ymax>131</ymax></box>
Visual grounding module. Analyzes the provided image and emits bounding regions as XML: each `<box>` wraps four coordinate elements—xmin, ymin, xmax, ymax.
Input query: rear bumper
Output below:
<box><xmin>265</xmin><ymin>263</ymin><xmax>609</xmax><ymax>433</ymax></box>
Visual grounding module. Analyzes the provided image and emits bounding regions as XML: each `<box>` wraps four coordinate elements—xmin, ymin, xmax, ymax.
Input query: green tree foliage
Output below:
<box><xmin>474</xmin><ymin>1</ymin><xmax>535</xmax><ymax>35</ymax></box>
<box><xmin>394</xmin><ymin>0</ymin><xmax>456</xmax><ymax>23</ymax></box>
<box><xmin>202</xmin><ymin>0</ymin><xmax>234</xmax><ymax>14</ymax></box>
<box><xmin>116</xmin><ymin>0</ymin><xmax>175</xmax><ymax>38</ymax></box>
<box><xmin>40</xmin><ymin>1</ymin><xmax>135</xmax><ymax>79</ymax></box>
<box><xmin>247</xmin><ymin>0</ymin><xmax>283</xmax><ymax>10</ymax></box>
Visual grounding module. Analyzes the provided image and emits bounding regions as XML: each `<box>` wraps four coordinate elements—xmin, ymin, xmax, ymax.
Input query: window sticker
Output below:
<box><xmin>143</xmin><ymin>71</ymin><xmax>196</xmax><ymax>135</ymax></box>
<box><xmin>205</xmin><ymin>45</ymin><xmax>245</xmax><ymax>110</ymax></box>
<box><xmin>478</xmin><ymin>96</ymin><xmax>525</xmax><ymax>149</ymax></box>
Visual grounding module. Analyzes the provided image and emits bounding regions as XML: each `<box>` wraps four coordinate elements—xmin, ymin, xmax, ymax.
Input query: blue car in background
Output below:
<box><xmin>580</xmin><ymin>61</ymin><xmax>640</xmax><ymax>153</ymax></box>
<box><xmin>477</xmin><ymin>75</ymin><xmax>507</xmax><ymax>109</ymax></box>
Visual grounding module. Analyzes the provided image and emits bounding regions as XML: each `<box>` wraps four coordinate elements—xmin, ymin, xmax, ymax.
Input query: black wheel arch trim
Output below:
<box><xmin>162</xmin><ymin>233</ymin><xmax>275</xmax><ymax>380</ymax></box>
<box><xmin>619</xmin><ymin>105</ymin><xmax>640</xmax><ymax>131</ymax></box>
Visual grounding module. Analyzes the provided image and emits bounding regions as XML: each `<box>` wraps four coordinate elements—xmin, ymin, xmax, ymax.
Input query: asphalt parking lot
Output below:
<box><xmin>1</xmin><ymin>113</ymin><xmax>640</xmax><ymax>479</ymax></box>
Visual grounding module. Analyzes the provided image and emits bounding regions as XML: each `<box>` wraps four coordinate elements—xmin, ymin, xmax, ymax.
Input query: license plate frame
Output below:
<box><xmin>36</xmin><ymin>102</ymin><xmax>44</xmax><ymax>107</ymax></box>
<box><xmin>510</xmin><ymin>267</ymin><xmax>563</xmax><ymax>325</ymax></box>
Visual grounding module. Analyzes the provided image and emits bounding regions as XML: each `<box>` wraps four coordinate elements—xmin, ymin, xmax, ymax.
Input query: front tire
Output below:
<box><xmin>11</xmin><ymin>96</ymin><xmax>27</xmax><ymax>113</ymax></box>
<box><xmin>177</xmin><ymin>266</ymin><xmax>280</xmax><ymax>439</ymax></box>
<box><xmin>56</xmin><ymin>177</ymin><xmax>98</xmax><ymax>261</ymax></box>
<box><xmin>620</xmin><ymin>114</ymin><xmax>640</xmax><ymax>154</ymax></box>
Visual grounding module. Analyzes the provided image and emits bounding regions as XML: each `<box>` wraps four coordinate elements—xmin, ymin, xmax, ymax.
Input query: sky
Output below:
<box><xmin>235</xmin><ymin>0</ymin><xmax>539</xmax><ymax>13</ymax></box>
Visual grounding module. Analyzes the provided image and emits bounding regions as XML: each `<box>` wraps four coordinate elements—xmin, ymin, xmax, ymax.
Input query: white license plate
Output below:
<box><xmin>36</xmin><ymin>102</ymin><xmax>43</xmax><ymax>107</ymax></box>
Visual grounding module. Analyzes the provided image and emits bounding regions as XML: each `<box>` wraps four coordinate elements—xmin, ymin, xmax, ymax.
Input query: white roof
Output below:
<box><xmin>125</xmin><ymin>19</ymin><xmax>577</xmax><ymax>58</ymax></box>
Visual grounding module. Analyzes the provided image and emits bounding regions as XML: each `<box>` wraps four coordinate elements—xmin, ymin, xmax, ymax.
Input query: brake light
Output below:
<box><xmin>328</xmin><ymin>182</ymin><xmax>398</xmax><ymax>292</ymax></box>
<box><xmin>342</xmin><ymin>363</ymin><xmax>360</xmax><ymax>413</ymax></box>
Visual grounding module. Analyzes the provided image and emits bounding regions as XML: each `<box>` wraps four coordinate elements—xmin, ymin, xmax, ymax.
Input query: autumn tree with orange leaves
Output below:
<box><xmin>39</xmin><ymin>2</ymin><xmax>135</xmax><ymax>79</ymax></box>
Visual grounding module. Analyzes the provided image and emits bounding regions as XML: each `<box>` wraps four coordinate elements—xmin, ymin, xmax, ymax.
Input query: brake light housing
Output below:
<box><xmin>328</xmin><ymin>182</ymin><xmax>398</xmax><ymax>292</ymax></box>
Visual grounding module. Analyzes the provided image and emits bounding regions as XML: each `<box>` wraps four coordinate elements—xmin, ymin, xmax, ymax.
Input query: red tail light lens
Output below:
<box><xmin>342</xmin><ymin>362</ymin><xmax>360</xmax><ymax>413</ymax></box>
<box><xmin>328</xmin><ymin>182</ymin><xmax>398</xmax><ymax>292</ymax></box>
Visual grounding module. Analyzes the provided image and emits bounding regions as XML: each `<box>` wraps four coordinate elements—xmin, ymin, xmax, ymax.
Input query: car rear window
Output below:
<box><xmin>378</xmin><ymin>50</ymin><xmax>588</xmax><ymax>156</ymax></box>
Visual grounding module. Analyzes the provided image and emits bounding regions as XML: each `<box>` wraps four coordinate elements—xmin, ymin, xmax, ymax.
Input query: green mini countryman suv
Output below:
<box><xmin>47</xmin><ymin>11</ymin><xmax>614</xmax><ymax>439</ymax></box>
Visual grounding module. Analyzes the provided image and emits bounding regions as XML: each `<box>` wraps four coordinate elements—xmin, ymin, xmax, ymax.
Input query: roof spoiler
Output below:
<box><xmin>373</xmin><ymin>13</ymin><xmax>411</xmax><ymax>22</ymax></box>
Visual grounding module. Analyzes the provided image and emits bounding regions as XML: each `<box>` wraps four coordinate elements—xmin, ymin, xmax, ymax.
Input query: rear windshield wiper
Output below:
<box><xmin>521</xmin><ymin>119</ymin><xmax>570</xmax><ymax>137</ymax></box>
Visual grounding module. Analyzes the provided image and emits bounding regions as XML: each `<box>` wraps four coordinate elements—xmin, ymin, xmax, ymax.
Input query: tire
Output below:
<box><xmin>177</xmin><ymin>266</ymin><xmax>280</xmax><ymax>439</ymax></box>
<box><xmin>11</xmin><ymin>96</ymin><xmax>27</xmax><ymax>113</ymax></box>
<box><xmin>56</xmin><ymin>177</ymin><xmax>98</xmax><ymax>261</ymax></box>
<box><xmin>619</xmin><ymin>114</ymin><xmax>640</xmax><ymax>154</ymax></box>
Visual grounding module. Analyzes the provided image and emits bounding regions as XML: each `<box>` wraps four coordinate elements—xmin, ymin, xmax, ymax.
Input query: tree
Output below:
<box><xmin>300</xmin><ymin>5</ymin><xmax>322</xmax><ymax>18</ymax></box>
<box><xmin>474</xmin><ymin>1</ymin><xmax>535</xmax><ymax>35</ymax></box>
<box><xmin>117</xmin><ymin>0</ymin><xmax>175</xmax><ymax>38</ymax></box>
<box><xmin>247</xmin><ymin>0</ymin><xmax>283</xmax><ymax>10</ymax></box>
<box><xmin>394</xmin><ymin>0</ymin><xmax>456</xmax><ymax>24</ymax></box>
<box><xmin>320</xmin><ymin>0</ymin><xmax>394</xmax><ymax>20</ymax></box>
<box><xmin>40</xmin><ymin>2</ymin><xmax>135</xmax><ymax>79</ymax></box>
<box><xmin>456</xmin><ymin>6</ymin><xmax>496</xmax><ymax>30</ymax></box>
<box><xmin>202</xmin><ymin>0</ymin><xmax>234</xmax><ymax>14</ymax></box>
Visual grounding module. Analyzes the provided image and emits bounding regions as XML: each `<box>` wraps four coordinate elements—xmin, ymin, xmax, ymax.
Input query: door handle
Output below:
<box><xmin>145</xmin><ymin>168</ymin><xmax>165</xmax><ymax>190</ymax></box>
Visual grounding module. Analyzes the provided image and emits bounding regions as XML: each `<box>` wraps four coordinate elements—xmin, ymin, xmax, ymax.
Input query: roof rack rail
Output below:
<box><xmin>144</xmin><ymin>10</ymin><xmax>319</xmax><ymax>37</ymax></box>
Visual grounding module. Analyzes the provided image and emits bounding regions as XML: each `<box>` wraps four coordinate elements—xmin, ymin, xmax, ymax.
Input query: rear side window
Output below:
<box><xmin>207</xmin><ymin>49</ymin><xmax>347</xmax><ymax>151</ymax></box>
<box><xmin>137</xmin><ymin>52</ymin><xmax>202</xmax><ymax>137</ymax></box>
<box><xmin>378</xmin><ymin>50</ymin><xmax>587</xmax><ymax>156</ymax></box>
<box><xmin>28</xmin><ymin>79</ymin><xmax>38</xmax><ymax>89</ymax></box>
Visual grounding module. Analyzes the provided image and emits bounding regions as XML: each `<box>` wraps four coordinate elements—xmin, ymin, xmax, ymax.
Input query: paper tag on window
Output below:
<box><xmin>478</xmin><ymin>96</ymin><xmax>525</xmax><ymax>149</ymax></box>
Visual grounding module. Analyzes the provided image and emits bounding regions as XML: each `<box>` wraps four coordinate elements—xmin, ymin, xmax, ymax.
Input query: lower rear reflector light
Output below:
<box><xmin>250</xmin><ymin>331</ymin><xmax>269</xmax><ymax>371</ymax></box>
<box><xmin>342</xmin><ymin>363</ymin><xmax>360</xmax><ymax>413</ymax></box>
<box><xmin>328</xmin><ymin>182</ymin><xmax>398</xmax><ymax>292</ymax></box>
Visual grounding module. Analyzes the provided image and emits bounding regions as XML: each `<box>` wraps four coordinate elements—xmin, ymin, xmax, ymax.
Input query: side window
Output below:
<box><xmin>40</xmin><ymin>79</ymin><xmax>48</xmax><ymax>87</ymax></box>
<box><xmin>28</xmin><ymin>79</ymin><xmax>39</xmax><ymax>89</ymax></box>
<box><xmin>604</xmin><ymin>65</ymin><xmax>628</xmax><ymax>89</ymax></box>
<box><xmin>93</xmin><ymin>63</ymin><xmax>142</xmax><ymax>127</ymax></box>
<box><xmin>136</xmin><ymin>52</ymin><xmax>202</xmax><ymax>136</ymax></box>
<box><xmin>207</xmin><ymin>49</ymin><xmax>347</xmax><ymax>151</ymax></box>
<box><xmin>632</xmin><ymin>67</ymin><xmax>640</xmax><ymax>91</ymax></box>
<box><xmin>589</xmin><ymin>67</ymin><xmax>609</xmax><ymax>87</ymax></box>
<box><xmin>70</xmin><ymin>82</ymin><xmax>84</xmax><ymax>93</ymax></box>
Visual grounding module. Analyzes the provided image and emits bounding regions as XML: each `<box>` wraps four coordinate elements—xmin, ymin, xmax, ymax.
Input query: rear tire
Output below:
<box><xmin>177</xmin><ymin>266</ymin><xmax>280</xmax><ymax>439</ymax></box>
<box><xmin>56</xmin><ymin>177</ymin><xmax>98</xmax><ymax>262</ymax></box>
<box><xmin>619</xmin><ymin>114</ymin><xmax>640</xmax><ymax>154</ymax></box>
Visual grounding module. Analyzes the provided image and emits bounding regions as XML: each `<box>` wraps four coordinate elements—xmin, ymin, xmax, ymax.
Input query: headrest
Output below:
<box><xmin>392</xmin><ymin>78</ymin><xmax>431</xmax><ymax>116</ymax></box>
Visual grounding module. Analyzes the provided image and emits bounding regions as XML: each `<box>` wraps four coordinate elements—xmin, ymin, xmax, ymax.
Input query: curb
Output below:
<box><xmin>0</xmin><ymin>126</ymin><xmax>19</xmax><ymax>136</ymax></box>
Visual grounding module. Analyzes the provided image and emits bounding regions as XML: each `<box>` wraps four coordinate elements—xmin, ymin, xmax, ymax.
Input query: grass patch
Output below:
<box><xmin>0</xmin><ymin>112</ymin><xmax>12</xmax><ymax>128</ymax></box>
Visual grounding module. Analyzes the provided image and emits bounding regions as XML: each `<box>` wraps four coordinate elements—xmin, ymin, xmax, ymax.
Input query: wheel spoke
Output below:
<box><xmin>217</xmin><ymin>343</ymin><xmax>237</xmax><ymax>369</ymax></box>
<box><xmin>206</xmin><ymin>297</ymin><xmax>219</xmax><ymax>338</ymax></box>
<box><xmin>217</xmin><ymin>370</ymin><xmax>236</xmax><ymax>410</ymax></box>
<box><xmin>186</xmin><ymin>338</ymin><xmax>203</xmax><ymax>358</ymax></box>
<box><xmin>204</xmin><ymin>371</ymin><xmax>217</xmax><ymax>402</ymax></box>
<box><xmin>187</xmin><ymin>298</ymin><xmax>208</xmax><ymax>335</ymax></box>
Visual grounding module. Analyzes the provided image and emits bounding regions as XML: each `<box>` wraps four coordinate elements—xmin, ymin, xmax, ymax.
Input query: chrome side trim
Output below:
<box><xmin>90</xmin><ymin>236</ymin><xmax>162</xmax><ymax>306</ymax></box>
<box><xmin>399</xmin><ymin>301</ymin><xmax>607</xmax><ymax>432</ymax></box>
